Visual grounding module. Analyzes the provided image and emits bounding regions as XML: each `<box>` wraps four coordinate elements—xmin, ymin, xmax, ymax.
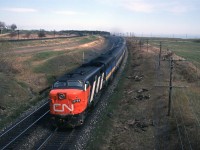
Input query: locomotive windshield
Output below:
<box><xmin>53</xmin><ymin>81</ymin><xmax>67</xmax><ymax>88</ymax></box>
<box><xmin>67</xmin><ymin>80</ymin><xmax>83</xmax><ymax>87</ymax></box>
<box><xmin>53</xmin><ymin>80</ymin><xmax>83</xmax><ymax>89</ymax></box>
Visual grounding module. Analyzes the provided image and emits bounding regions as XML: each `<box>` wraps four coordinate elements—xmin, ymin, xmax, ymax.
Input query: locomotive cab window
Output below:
<box><xmin>67</xmin><ymin>80</ymin><xmax>83</xmax><ymax>88</ymax></box>
<box><xmin>53</xmin><ymin>80</ymin><xmax>83</xmax><ymax>89</ymax></box>
<box><xmin>53</xmin><ymin>81</ymin><xmax>67</xmax><ymax>88</ymax></box>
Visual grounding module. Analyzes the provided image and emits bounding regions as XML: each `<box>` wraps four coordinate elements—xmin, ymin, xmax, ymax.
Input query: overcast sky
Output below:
<box><xmin>1</xmin><ymin>0</ymin><xmax>200</xmax><ymax>36</ymax></box>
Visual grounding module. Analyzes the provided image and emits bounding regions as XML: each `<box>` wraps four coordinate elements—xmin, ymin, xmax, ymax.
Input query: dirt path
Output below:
<box><xmin>12</xmin><ymin>36</ymin><xmax>105</xmax><ymax>54</ymax></box>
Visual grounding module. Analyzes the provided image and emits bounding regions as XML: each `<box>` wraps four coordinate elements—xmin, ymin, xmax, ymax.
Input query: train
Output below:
<box><xmin>49</xmin><ymin>36</ymin><xmax>126</xmax><ymax>127</ymax></box>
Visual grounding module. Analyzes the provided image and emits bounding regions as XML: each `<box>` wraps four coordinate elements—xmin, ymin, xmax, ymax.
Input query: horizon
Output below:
<box><xmin>1</xmin><ymin>0</ymin><xmax>200</xmax><ymax>37</ymax></box>
<box><xmin>2</xmin><ymin>28</ymin><xmax>200</xmax><ymax>39</ymax></box>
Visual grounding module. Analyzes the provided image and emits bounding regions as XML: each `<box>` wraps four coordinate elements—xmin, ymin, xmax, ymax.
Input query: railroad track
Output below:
<box><xmin>35</xmin><ymin>128</ymin><xmax>76</xmax><ymax>150</ymax></box>
<box><xmin>0</xmin><ymin>101</ymin><xmax>49</xmax><ymax>150</ymax></box>
<box><xmin>0</xmin><ymin>38</ymin><xmax>127</xmax><ymax>149</ymax></box>
<box><xmin>33</xmin><ymin>47</ymin><xmax>128</xmax><ymax>150</ymax></box>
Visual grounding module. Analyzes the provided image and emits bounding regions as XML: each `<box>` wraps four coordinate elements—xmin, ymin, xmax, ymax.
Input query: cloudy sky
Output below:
<box><xmin>0</xmin><ymin>0</ymin><xmax>200</xmax><ymax>36</ymax></box>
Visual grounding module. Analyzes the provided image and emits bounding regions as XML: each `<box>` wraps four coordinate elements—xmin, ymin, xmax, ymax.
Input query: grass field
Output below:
<box><xmin>149</xmin><ymin>37</ymin><xmax>200</xmax><ymax>148</ymax></box>
<box><xmin>149</xmin><ymin>38</ymin><xmax>200</xmax><ymax>66</ymax></box>
<box><xmin>31</xmin><ymin>51</ymin><xmax>65</xmax><ymax>61</ymax></box>
<box><xmin>0</xmin><ymin>35</ymin><xmax>106</xmax><ymax>130</ymax></box>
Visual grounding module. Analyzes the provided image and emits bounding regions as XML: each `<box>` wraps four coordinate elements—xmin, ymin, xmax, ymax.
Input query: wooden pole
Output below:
<box><xmin>83</xmin><ymin>51</ymin><xmax>85</xmax><ymax>64</ymax></box>
<box><xmin>17</xmin><ymin>30</ymin><xmax>19</xmax><ymax>40</ymax></box>
<box><xmin>168</xmin><ymin>57</ymin><xmax>173</xmax><ymax>116</ymax></box>
<box><xmin>158</xmin><ymin>41</ymin><xmax>162</xmax><ymax>68</ymax></box>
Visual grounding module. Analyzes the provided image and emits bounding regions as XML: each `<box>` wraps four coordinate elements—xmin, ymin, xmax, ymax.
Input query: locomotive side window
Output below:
<box><xmin>67</xmin><ymin>80</ymin><xmax>83</xmax><ymax>88</ymax></box>
<box><xmin>53</xmin><ymin>81</ymin><xmax>67</xmax><ymax>88</ymax></box>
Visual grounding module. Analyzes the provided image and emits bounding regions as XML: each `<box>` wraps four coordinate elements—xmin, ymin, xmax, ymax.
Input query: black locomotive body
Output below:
<box><xmin>49</xmin><ymin>36</ymin><xmax>126</xmax><ymax>127</ymax></box>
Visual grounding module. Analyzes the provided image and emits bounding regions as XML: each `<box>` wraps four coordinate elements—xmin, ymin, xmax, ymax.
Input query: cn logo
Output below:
<box><xmin>53</xmin><ymin>104</ymin><xmax>74</xmax><ymax>112</ymax></box>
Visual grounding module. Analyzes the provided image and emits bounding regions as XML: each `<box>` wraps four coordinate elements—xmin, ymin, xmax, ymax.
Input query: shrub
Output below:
<box><xmin>38</xmin><ymin>30</ymin><xmax>46</xmax><ymax>38</ymax></box>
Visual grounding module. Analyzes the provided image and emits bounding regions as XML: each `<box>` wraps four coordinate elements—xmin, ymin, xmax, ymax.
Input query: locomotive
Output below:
<box><xmin>49</xmin><ymin>36</ymin><xmax>126</xmax><ymax>127</ymax></box>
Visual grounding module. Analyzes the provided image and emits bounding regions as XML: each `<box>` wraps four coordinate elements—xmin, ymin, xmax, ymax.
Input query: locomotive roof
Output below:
<box><xmin>56</xmin><ymin>36</ymin><xmax>125</xmax><ymax>82</ymax></box>
<box><xmin>57</xmin><ymin>65</ymin><xmax>101</xmax><ymax>81</ymax></box>
<box><xmin>90</xmin><ymin>53</ymin><xmax>114</xmax><ymax>66</ymax></box>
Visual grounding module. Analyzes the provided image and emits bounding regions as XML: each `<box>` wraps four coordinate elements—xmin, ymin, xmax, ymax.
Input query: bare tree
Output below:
<box><xmin>38</xmin><ymin>29</ymin><xmax>46</xmax><ymax>38</ymax></box>
<box><xmin>10</xmin><ymin>24</ymin><xmax>17</xmax><ymax>31</ymax></box>
<box><xmin>0</xmin><ymin>21</ymin><xmax>6</xmax><ymax>34</ymax></box>
<box><xmin>0</xmin><ymin>21</ymin><xmax>6</xmax><ymax>28</ymax></box>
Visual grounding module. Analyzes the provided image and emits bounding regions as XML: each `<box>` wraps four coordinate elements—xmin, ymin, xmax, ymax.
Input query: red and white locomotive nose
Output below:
<box><xmin>49</xmin><ymin>88</ymin><xmax>88</xmax><ymax>116</ymax></box>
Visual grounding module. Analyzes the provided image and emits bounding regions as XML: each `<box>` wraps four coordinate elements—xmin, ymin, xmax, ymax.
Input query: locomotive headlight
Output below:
<box><xmin>58</xmin><ymin>93</ymin><xmax>66</xmax><ymax>100</ymax></box>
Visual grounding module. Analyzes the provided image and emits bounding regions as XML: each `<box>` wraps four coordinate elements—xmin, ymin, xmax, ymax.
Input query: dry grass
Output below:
<box><xmin>9</xmin><ymin>35</ymin><xmax>106</xmax><ymax>92</ymax></box>
<box><xmin>88</xmin><ymin>37</ymin><xmax>200</xmax><ymax>149</ymax></box>
<box><xmin>88</xmin><ymin>39</ymin><xmax>159</xmax><ymax>149</ymax></box>
<box><xmin>0</xmin><ymin>35</ymin><xmax>107</xmax><ymax>130</ymax></box>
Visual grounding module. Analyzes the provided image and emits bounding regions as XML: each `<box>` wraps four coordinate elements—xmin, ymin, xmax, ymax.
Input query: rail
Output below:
<box><xmin>0</xmin><ymin>101</ymin><xmax>49</xmax><ymax>149</ymax></box>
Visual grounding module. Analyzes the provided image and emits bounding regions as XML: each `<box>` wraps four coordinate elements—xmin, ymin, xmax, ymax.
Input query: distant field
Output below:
<box><xmin>149</xmin><ymin>38</ymin><xmax>200</xmax><ymax>67</ymax></box>
<box><xmin>0</xmin><ymin>35</ymin><xmax>107</xmax><ymax>130</ymax></box>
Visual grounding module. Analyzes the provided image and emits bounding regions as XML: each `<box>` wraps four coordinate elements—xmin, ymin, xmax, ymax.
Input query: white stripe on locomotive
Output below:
<box><xmin>89</xmin><ymin>78</ymin><xmax>96</xmax><ymax>102</ymax></box>
<box><xmin>100</xmin><ymin>73</ymin><xmax>104</xmax><ymax>90</ymax></box>
<box><xmin>96</xmin><ymin>76</ymin><xmax>101</xmax><ymax>93</ymax></box>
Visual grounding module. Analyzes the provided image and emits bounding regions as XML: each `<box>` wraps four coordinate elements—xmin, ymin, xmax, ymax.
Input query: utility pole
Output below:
<box><xmin>139</xmin><ymin>40</ymin><xmax>142</xmax><ymax>51</ymax></box>
<box><xmin>155</xmin><ymin>54</ymin><xmax>187</xmax><ymax>116</ymax></box>
<box><xmin>17</xmin><ymin>30</ymin><xmax>19</xmax><ymax>40</ymax></box>
<box><xmin>168</xmin><ymin>57</ymin><xmax>173</xmax><ymax>116</ymax></box>
<box><xmin>158</xmin><ymin>41</ymin><xmax>162</xmax><ymax>69</ymax></box>
<box><xmin>83</xmin><ymin>51</ymin><xmax>85</xmax><ymax>64</ymax></box>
